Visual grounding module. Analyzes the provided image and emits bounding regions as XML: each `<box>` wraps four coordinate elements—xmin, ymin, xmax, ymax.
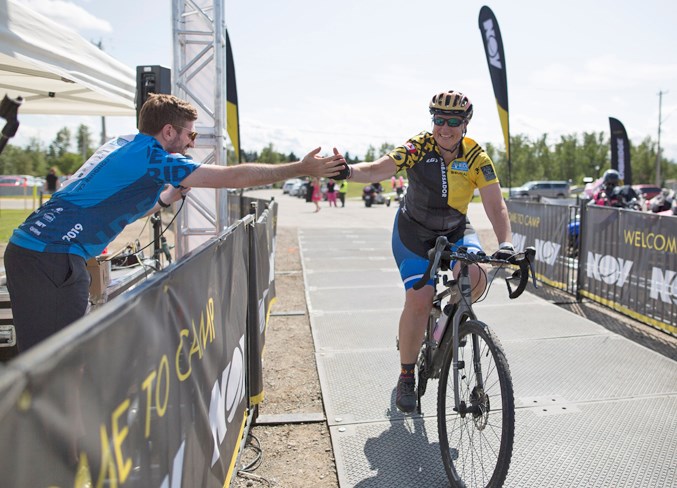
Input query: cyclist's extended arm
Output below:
<box><xmin>345</xmin><ymin>155</ymin><xmax>398</xmax><ymax>183</ymax></box>
<box><xmin>479</xmin><ymin>183</ymin><xmax>512</xmax><ymax>245</ymax></box>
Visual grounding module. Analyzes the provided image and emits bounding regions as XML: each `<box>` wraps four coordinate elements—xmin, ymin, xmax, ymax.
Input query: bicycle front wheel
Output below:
<box><xmin>437</xmin><ymin>320</ymin><xmax>515</xmax><ymax>488</ymax></box>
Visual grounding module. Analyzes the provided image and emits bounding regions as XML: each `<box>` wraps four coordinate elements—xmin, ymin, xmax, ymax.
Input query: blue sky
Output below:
<box><xmin>16</xmin><ymin>0</ymin><xmax>677</xmax><ymax>173</ymax></box>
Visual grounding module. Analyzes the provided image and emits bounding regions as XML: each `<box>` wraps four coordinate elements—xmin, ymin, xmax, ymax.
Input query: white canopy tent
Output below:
<box><xmin>0</xmin><ymin>0</ymin><xmax>135</xmax><ymax>116</ymax></box>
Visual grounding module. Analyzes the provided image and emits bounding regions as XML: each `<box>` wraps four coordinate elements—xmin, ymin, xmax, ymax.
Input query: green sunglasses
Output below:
<box><xmin>432</xmin><ymin>117</ymin><xmax>464</xmax><ymax>127</ymax></box>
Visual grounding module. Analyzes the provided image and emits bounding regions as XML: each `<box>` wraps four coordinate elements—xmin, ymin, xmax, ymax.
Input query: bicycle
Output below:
<box><xmin>411</xmin><ymin>236</ymin><xmax>536</xmax><ymax>488</ymax></box>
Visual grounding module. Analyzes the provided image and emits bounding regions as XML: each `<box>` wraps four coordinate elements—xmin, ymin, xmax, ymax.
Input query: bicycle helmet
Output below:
<box><xmin>602</xmin><ymin>169</ymin><xmax>621</xmax><ymax>186</ymax></box>
<box><xmin>429</xmin><ymin>90</ymin><xmax>474</xmax><ymax>121</ymax></box>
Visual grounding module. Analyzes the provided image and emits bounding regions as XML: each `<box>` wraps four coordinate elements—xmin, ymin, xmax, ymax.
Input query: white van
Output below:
<box><xmin>513</xmin><ymin>181</ymin><xmax>570</xmax><ymax>199</ymax></box>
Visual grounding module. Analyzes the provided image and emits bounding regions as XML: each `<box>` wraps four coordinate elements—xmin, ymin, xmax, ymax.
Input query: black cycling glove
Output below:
<box><xmin>492</xmin><ymin>242</ymin><xmax>515</xmax><ymax>261</ymax></box>
<box><xmin>333</xmin><ymin>163</ymin><xmax>352</xmax><ymax>181</ymax></box>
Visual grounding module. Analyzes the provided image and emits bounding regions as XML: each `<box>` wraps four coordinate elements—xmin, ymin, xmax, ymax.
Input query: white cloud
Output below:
<box><xmin>24</xmin><ymin>0</ymin><xmax>112</xmax><ymax>33</ymax></box>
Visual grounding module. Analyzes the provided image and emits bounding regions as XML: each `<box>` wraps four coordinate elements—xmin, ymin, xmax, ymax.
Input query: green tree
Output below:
<box><xmin>364</xmin><ymin>145</ymin><xmax>376</xmax><ymax>162</ymax></box>
<box><xmin>76</xmin><ymin>124</ymin><xmax>94</xmax><ymax>162</ymax></box>
<box><xmin>49</xmin><ymin>127</ymin><xmax>72</xmax><ymax>159</ymax></box>
<box><xmin>258</xmin><ymin>143</ymin><xmax>283</xmax><ymax>164</ymax></box>
<box><xmin>377</xmin><ymin>142</ymin><xmax>395</xmax><ymax>158</ymax></box>
<box><xmin>57</xmin><ymin>153</ymin><xmax>84</xmax><ymax>176</ymax></box>
<box><xmin>578</xmin><ymin>132</ymin><xmax>608</xmax><ymax>181</ymax></box>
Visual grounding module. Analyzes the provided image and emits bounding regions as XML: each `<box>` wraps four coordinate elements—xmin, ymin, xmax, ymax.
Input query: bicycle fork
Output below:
<box><xmin>451</xmin><ymin>266</ymin><xmax>485</xmax><ymax>418</ymax></box>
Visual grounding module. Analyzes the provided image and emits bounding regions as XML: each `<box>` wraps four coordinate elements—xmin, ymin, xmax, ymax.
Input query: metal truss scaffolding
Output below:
<box><xmin>172</xmin><ymin>0</ymin><xmax>229</xmax><ymax>256</ymax></box>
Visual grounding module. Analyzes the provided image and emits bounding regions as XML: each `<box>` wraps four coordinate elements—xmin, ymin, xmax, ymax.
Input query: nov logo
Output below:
<box><xmin>535</xmin><ymin>239</ymin><xmax>560</xmax><ymax>266</ymax></box>
<box><xmin>482</xmin><ymin>19</ymin><xmax>502</xmax><ymax>69</ymax></box>
<box><xmin>586</xmin><ymin>252</ymin><xmax>633</xmax><ymax>287</ymax></box>
<box><xmin>512</xmin><ymin>232</ymin><xmax>527</xmax><ymax>252</ymax></box>
<box><xmin>650</xmin><ymin>267</ymin><xmax>677</xmax><ymax>305</ymax></box>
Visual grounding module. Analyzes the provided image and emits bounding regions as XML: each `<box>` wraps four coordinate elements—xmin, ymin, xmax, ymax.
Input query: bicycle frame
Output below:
<box><xmin>416</xmin><ymin>240</ymin><xmax>535</xmax><ymax>416</ymax></box>
<box><xmin>426</xmin><ymin>262</ymin><xmax>482</xmax><ymax>415</ymax></box>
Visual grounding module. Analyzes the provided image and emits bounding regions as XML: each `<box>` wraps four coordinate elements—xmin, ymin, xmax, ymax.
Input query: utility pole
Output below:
<box><xmin>655</xmin><ymin>90</ymin><xmax>667</xmax><ymax>187</ymax></box>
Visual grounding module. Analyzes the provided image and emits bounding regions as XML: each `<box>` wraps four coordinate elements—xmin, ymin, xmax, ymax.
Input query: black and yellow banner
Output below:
<box><xmin>478</xmin><ymin>6</ymin><xmax>510</xmax><ymax>161</ymax></box>
<box><xmin>226</xmin><ymin>29</ymin><xmax>241</xmax><ymax>163</ymax></box>
<box><xmin>579</xmin><ymin>206</ymin><xmax>676</xmax><ymax>334</ymax></box>
<box><xmin>609</xmin><ymin>117</ymin><xmax>632</xmax><ymax>185</ymax></box>
<box><xmin>506</xmin><ymin>199</ymin><xmax>677</xmax><ymax>335</ymax></box>
<box><xmin>243</xmin><ymin>198</ymin><xmax>278</xmax><ymax>404</ymax></box>
<box><xmin>0</xmin><ymin>197</ymin><xmax>279</xmax><ymax>487</ymax></box>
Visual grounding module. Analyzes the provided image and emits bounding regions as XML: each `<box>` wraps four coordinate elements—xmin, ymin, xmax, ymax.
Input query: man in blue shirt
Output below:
<box><xmin>5</xmin><ymin>93</ymin><xmax>346</xmax><ymax>352</ymax></box>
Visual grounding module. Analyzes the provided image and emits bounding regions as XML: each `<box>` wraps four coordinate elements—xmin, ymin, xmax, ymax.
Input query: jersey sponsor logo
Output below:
<box><xmin>481</xmin><ymin>165</ymin><xmax>497</xmax><ymax>181</ymax></box>
<box><xmin>405</xmin><ymin>142</ymin><xmax>417</xmax><ymax>153</ymax></box>
<box><xmin>440</xmin><ymin>160</ymin><xmax>448</xmax><ymax>198</ymax></box>
<box><xmin>451</xmin><ymin>161</ymin><xmax>469</xmax><ymax>172</ymax></box>
<box><xmin>425</xmin><ymin>156</ymin><xmax>440</xmax><ymax>164</ymax></box>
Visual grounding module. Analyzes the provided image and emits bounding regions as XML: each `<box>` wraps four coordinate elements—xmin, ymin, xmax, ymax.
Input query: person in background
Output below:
<box><xmin>45</xmin><ymin>167</ymin><xmax>58</xmax><ymax>193</ymax></box>
<box><xmin>4</xmin><ymin>93</ymin><xmax>346</xmax><ymax>352</ymax></box>
<box><xmin>311</xmin><ymin>176</ymin><xmax>322</xmax><ymax>212</ymax></box>
<box><xmin>304</xmin><ymin>177</ymin><xmax>313</xmax><ymax>203</ymax></box>
<box><xmin>338</xmin><ymin>178</ymin><xmax>348</xmax><ymax>207</ymax></box>
<box><xmin>332</xmin><ymin>89</ymin><xmax>513</xmax><ymax>413</ymax></box>
<box><xmin>591</xmin><ymin>169</ymin><xmax>621</xmax><ymax>206</ymax></box>
<box><xmin>396</xmin><ymin>175</ymin><xmax>405</xmax><ymax>200</ymax></box>
<box><xmin>326</xmin><ymin>179</ymin><xmax>337</xmax><ymax>207</ymax></box>
<box><xmin>40</xmin><ymin>166</ymin><xmax>59</xmax><ymax>205</ymax></box>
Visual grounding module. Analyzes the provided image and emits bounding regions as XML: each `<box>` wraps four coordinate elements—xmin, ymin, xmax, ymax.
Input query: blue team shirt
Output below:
<box><xmin>10</xmin><ymin>133</ymin><xmax>200</xmax><ymax>259</ymax></box>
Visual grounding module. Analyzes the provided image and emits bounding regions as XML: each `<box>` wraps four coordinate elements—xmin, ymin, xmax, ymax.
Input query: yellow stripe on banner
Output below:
<box><xmin>535</xmin><ymin>272</ymin><xmax>568</xmax><ymax>291</ymax></box>
<box><xmin>223</xmin><ymin>410</ymin><xmax>249</xmax><ymax>488</ymax></box>
<box><xmin>265</xmin><ymin>296</ymin><xmax>277</xmax><ymax>336</ymax></box>
<box><xmin>496</xmin><ymin>102</ymin><xmax>509</xmax><ymax>160</ymax></box>
<box><xmin>578</xmin><ymin>289</ymin><xmax>677</xmax><ymax>336</ymax></box>
<box><xmin>226</xmin><ymin>101</ymin><xmax>239</xmax><ymax>162</ymax></box>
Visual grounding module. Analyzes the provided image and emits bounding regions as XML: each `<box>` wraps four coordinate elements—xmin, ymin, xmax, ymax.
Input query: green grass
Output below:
<box><xmin>0</xmin><ymin>209</ymin><xmax>31</xmax><ymax>242</ymax></box>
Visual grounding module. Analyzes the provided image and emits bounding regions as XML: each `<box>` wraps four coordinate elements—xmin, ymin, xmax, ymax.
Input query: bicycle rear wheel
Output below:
<box><xmin>437</xmin><ymin>320</ymin><xmax>515</xmax><ymax>488</ymax></box>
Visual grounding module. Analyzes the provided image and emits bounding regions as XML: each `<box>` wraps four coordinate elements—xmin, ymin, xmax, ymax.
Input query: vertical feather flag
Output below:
<box><xmin>226</xmin><ymin>30</ymin><xmax>241</xmax><ymax>163</ymax></box>
<box><xmin>609</xmin><ymin>117</ymin><xmax>632</xmax><ymax>185</ymax></box>
<box><xmin>478</xmin><ymin>6</ymin><xmax>510</xmax><ymax>188</ymax></box>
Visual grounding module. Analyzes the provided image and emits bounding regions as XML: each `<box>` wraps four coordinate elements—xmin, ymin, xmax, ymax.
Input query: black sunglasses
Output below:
<box><xmin>173</xmin><ymin>125</ymin><xmax>198</xmax><ymax>141</ymax></box>
<box><xmin>432</xmin><ymin>117</ymin><xmax>464</xmax><ymax>128</ymax></box>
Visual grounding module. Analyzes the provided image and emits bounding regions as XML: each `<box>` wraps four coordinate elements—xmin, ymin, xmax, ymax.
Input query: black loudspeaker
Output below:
<box><xmin>135</xmin><ymin>65</ymin><xmax>171</xmax><ymax>125</ymax></box>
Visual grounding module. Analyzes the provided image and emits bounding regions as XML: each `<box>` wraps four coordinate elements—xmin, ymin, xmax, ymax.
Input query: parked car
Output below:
<box><xmin>282</xmin><ymin>178</ymin><xmax>303</xmax><ymax>194</ymax></box>
<box><xmin>0</xmin><ymin>176</ymin><xmax>24</xmax><ymax>186</ymax></box>
<box><xmin>512</xmin><ymin>180</ymin><xmax>570</xmax><ymax>200</ymax></box>
<box><xmin>289</xmin><ymin>180</ymin><xmax>306</xmax><ymax>197</ymax></box>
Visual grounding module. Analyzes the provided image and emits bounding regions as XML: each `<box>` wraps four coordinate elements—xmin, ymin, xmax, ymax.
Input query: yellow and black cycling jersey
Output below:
<box><xmin>388</xmin><ymin>132</ymin><xmax>499</xmax><ymax>232</ymax></box>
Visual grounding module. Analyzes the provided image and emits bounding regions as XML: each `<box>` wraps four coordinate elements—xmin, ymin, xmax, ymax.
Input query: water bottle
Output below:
<box><xmin>433</xmin><ymin>304</ymin><xmax>452</xmax><ymax>342</ymax></box>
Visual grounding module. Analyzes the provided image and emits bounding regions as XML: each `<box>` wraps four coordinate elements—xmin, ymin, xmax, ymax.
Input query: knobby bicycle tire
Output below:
<box><xmin>437</xmin><ymin>320</ymin><xmax>515</xmax><ymax>488</ymax></box>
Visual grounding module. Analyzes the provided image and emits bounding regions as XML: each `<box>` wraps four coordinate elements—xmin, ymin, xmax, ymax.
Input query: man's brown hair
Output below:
<box><xmin>137</xmin><ymin>94</ymin><xmax>198</xmax><ymax>135</ymax></box>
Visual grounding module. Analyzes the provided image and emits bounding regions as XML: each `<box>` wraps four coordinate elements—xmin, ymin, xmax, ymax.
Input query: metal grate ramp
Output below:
<box><xmin>300</xmin><ymin>227</ymin><xmax>677</xmax><ymax>488</ymax></box>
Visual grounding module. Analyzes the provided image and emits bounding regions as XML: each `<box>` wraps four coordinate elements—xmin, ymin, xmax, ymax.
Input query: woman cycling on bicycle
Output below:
<box><xmin>334</xmin><ymin>90</ymin><xmax>514</xmax><ymax>413</ymax></box>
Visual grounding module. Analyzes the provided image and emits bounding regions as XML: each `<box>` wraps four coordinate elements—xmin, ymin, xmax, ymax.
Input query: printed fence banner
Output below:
<box><xmin>245</xmin><ymin>199</ymin><xmax>277</xmax><ymax>404</ymax></box>
<box><xmin>579</xmin><ymin>206</ymin><xmax>676</xmax><ymax>334</ymax></box>
<box><xmin>0</xmin><ymin>224</ymin><xmax>250</xmax><ymax>487</ymax></box>
<box><xmin>507</xmin><ymin>200</ymin><xmax>574</xmax><ymax>291</ymax></box>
